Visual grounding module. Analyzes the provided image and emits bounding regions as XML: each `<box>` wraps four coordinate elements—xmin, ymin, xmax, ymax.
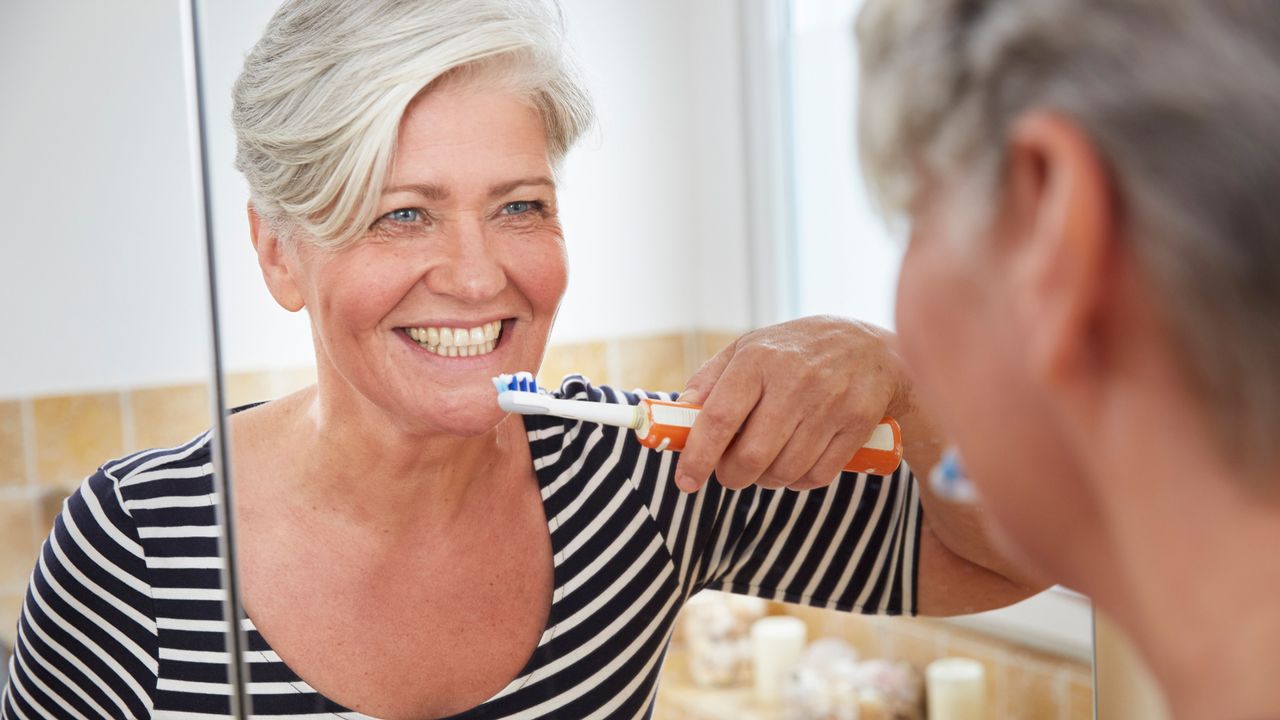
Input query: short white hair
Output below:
<box><xmin>232</xmin><ymin>0</ymin><xmax>594</xmax><ymax>249</ymax></box>
<box><xmin>857</xmin><ymin>0</ymin><xmax>1280</xmax><ymax>468</ymax></box>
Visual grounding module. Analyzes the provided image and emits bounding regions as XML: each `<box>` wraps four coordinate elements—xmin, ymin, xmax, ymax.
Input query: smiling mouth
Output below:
<box><xmin>402</xmin><ymin>320</ymin><xmax>503</xmax><ymax>357</ymax></box>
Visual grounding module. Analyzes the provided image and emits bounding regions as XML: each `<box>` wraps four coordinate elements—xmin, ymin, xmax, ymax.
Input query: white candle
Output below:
<box><xmin>750</xmin><ymin>616</ymin><xmax>807</xmax><ymax>704</ymax></box>
<box><xmin>926</xmin><ymin>658</ymin><xmax>987</xmax><ymax>720</ymax></box>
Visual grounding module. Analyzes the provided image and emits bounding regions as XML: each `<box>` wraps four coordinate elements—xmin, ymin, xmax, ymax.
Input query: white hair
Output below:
<box><xmin>857</xmin><ymin>0</ymin><xmax>1280</xmax><ymax>468</ymax></box>
<box><xmin>232</xmin><ymin>0</ymin><xmax>594</xmax><ymax>249</ymax></box>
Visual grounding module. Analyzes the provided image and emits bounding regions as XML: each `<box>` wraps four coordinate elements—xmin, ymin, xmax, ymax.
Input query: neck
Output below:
<box><xmin>274</xmin><ymin>382</ymin><xmax>530</xmax><ymax>536</ymax></box>
<box><xmin>1077</xmin><ymin>387</ymin><xmax>1280</xmax><ymax>720</ymax></box>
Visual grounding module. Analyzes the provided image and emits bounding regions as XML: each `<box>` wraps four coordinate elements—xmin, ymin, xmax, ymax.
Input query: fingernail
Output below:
<box><xmin>677</xmin><ymin>388</ymin><xmax>701</xmax><ymax>404</ymax></box>
<box><xmin>675</xmin><ymin>472</ymin><xmax>699</xmax><ymax>493</ymax></box>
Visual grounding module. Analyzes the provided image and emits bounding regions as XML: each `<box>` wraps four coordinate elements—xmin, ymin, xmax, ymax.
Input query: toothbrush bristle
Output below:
<box><xmin>495</xmin><ymin>372</ymin><xmax>538</xmax><ymax>393</ymax></box>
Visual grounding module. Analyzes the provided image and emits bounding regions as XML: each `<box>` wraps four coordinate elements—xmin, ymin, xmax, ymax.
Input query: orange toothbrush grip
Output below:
<box><xmin>635</xmin><ymin>399</ymin><xmax>904</xmax><ymax>476</ymax></box>
<box><xmin>843</xmin><ymin>417</ymin><xmax>903</xmax><ymax>476</ymax></box>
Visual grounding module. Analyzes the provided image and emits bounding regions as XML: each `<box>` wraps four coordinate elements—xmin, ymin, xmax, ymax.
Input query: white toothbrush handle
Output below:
<box><xmin>499</xmin><ymin>390</ymin><xmax>642</xmax><ymax>428</ymax></box>
<box><xmin>545</xmin><ymin>397</ymin><xmax>642</xmax><ymax>428</ymax></box>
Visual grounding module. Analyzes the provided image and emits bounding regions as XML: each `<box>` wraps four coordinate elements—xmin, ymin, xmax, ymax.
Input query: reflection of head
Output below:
<box><xmin>857</xmin><ymin>0</ymin><xmax>1280</xmax><ymax>468</ymax></box>
<box><xmin>232</xmin><ymin>0</ymin><xmax>594</xmax><ymax>250</ymax></box>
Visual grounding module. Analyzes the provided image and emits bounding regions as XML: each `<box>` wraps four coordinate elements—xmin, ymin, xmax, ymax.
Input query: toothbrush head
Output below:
<box><xmin>493</xmin><ymin>372</ymin><xmax>552</xmax><ymax>414</ymax></box>
<box><xmin>494</xmin><ymin>371</ymin><xmax>539</xmax><ymax>393</ymax></box>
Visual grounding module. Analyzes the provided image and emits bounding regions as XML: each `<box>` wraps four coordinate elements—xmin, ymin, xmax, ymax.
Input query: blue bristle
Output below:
<box><xmin>497</xmin><ymin>373</ymin><xmax>538</xmax><ymax>393</ymax></box>
<box><xmin>524</xmin><ymin>373</ymin><xmax>537</xmax><ymax>392</ymax></box>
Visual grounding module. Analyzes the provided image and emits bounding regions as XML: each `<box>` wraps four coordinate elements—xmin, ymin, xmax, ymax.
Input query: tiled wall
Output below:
<box><xmin>0</xmin><ymin>330</ymin><xmax>738</xmax><ymax>652</ymax></box>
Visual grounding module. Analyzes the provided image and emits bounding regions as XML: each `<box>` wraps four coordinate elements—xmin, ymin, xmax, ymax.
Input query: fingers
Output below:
<box><xmin>713</xmin><ymin>404</ymin><xmax>804</xmax><ymax>490</ymax></box>
<box><xmin>751</xmin><ymin>417</ymin><xmax>835</xmax><ymax>490</ymax></box>
<box><xmin>788</xmin><ymin>428</ymin><xmax>869</xmax><ymax>491</ymax></box>
<box><xmin>673</xmin><ymin>360</ymin><xmax>762</xmax><ymax>492</ymax></box>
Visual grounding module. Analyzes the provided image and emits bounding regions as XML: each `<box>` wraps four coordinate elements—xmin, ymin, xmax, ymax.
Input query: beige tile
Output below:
<box><xmin>694</xmin><ymin>331</ymin><xmax>741</xmax><ymax>369</ymax></box>
<box><xmin>1004</xmin><ymin>656</ymin><xmax>1067</xmax><ymax>720</ymax></box>
<box><xmin>36</xmin><ymin>486</ymin><xmax>71</xmax><ymax>540</ymax></box>
<box><xmin>0</xmin><ymin>400</ymin><xmax>25</xmax><ymax>487</ymax></box>
<box><xmin>884</xmin><ymin>618</ymin><xmax>944</xmax><ymax>673</ymax></box>
<box><xmin>0</xmin><ymin>498</ymin><xmax>37</xmax><ymax>590</ymax></box>
<box><xmin>0</xmin><ymin>589</ymin><xmax>26</xmax><ymax>653</ymax></box>
<box><xmin>273</xmin><ymin>366</ymin><xmax>318</xmax><ymax>397</ymax></box>
<box><xmin>226</xmin><ymin>371</ymin><xmax>277</xmax><ymax>408</ymax></box>
<box><xmin>827</xmin><ymin>612</ymin><xmax>886</xmax><ymax>660</ymax></box>
<box><xmin>1067</xmin><ymin>670</ymin><xmax>1094</xmax><ymax>720</ymax></box>
<box><xmin>538</xmin><ymin>341</ymin><xmax>609</xmax><ymax>390</ymax></box>
<box><xmin>616</xmin><ymin>333</ymin><xmax>688</xmax><ymax>394</ymax></box>
<box><xmin>33</xmin><ymin>392</ymin><xmax>124</xmax><ymax>490</ymax></box>
<box><xmin>130</xmin><ymin>383</ymin><xmax>212</xmax><ymax>451</ymax></box>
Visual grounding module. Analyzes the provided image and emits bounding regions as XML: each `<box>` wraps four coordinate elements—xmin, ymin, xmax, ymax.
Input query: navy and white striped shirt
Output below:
<box><xmin>2</xmin><ymin>377</ymin><xmax>921</xmax><ymax>719</ymax></box>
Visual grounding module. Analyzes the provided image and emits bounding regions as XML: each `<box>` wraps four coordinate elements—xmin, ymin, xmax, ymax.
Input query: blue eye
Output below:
<box><xmin>502</xmin><ymin>200</ymin><xmax>541</xmax><ymax>215</ymax></box>
<box><xmin>385</xmin><ymin>208</ymin><xmax>420</xmax><ymax>222</ymax></box>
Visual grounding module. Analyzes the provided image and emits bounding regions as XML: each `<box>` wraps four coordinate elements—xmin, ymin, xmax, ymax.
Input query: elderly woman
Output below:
<box><xmin>858</xmin><ymin>0</ymin><xmax>1280</xmax><ymax>718</ymax></box>
<box><xmin>2</xmin><ymin>2</ymin><xmax>1035</xmax><ymax>719</ymax></box>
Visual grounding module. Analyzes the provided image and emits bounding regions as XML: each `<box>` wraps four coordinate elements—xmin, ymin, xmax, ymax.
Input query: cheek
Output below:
<box><xmin>514</xmin><ymin>237</ymin><xmax>568</xmax><ymax>315</ymax></box>
<box><xmin>898</xmin><ymin>238</ymin><xmax>1086</xmax><ymax>567</ymax></box>
<box><xmin>895</xmin><ymin>240</ymin><xmax>973</xmax><ymax>422</ymax></box>
<box><xmin>313</xmin><ymin>253</ymin><xmax>417</xmax><ymax>330</ymax></box>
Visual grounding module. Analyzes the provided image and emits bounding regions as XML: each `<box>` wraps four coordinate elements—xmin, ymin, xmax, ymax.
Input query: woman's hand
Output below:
<box><xmin>673</xmin><ymin>316</ymin><xmax>915</xmax><ymax>493</ymax></box>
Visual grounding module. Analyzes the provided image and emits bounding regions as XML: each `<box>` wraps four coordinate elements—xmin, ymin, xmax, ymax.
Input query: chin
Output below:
<box><xmin>407</xmin><ymin>397</ymin><xmax>509</xmax><ymax>437</ymax></box>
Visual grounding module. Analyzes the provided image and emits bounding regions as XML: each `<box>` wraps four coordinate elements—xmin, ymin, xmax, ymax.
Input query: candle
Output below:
<box><xmin>926</xmin><ymin>658</ymin><xmax>987</xmax><ymax>720</ymax></box>
<box><xmin>750</xmin><ymin>616</ymin><xmax>807</xmax><ymax>704</ymax></box>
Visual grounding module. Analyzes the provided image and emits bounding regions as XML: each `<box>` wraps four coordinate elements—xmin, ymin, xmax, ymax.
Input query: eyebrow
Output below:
<box><xmin>382</xmin><ymin>176</ymin><xmax>556</xmax><ymax>201</ymax></box>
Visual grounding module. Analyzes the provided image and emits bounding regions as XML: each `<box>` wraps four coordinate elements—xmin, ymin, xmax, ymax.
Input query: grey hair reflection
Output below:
<box><xmin>856</xmin><ymin>0</ymin><xmax>1280</xmax><ymax>467</ymax></box>
<box><xmin>232</xmin><ymin>0</ymin><xmax>594</xmax><ymax>248</ymax></box>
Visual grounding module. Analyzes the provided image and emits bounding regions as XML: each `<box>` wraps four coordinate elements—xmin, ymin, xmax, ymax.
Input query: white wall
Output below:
<box><xmin>789</xmin><ymin>0</ymin><xmax>902</xmax><ymax>330</ymax></box>
<box><xmin>0</xmin><ymin>0</ymin><xmax>754</xmax><ymax>397</ymax></box>
<box><xmin>0</xmin><ymin>1</ymin><xmax>211</xmax><ymax>398</ymax></box>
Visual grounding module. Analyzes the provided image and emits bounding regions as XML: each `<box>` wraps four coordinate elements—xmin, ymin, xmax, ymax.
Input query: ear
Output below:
<box><xmin>248</xmin><ymin>202</ymin><xmax>306</xmax><ymax>312</ymax></box>
<box><xmin>1001</xmin><ymin>111</ymin><xmax>1117</xmax><ymax>386</ymax></box>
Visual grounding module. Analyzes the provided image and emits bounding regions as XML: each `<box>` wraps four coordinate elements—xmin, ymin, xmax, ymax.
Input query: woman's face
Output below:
<box><xmin>283</xmin><ymin>83</ymin><xmax>568</xmax><ymax>436</ymax></box>
<box><xmin>894</xmin><ymin>183</ymin><xmax>1094</xmax><ymax>579</ymax></box>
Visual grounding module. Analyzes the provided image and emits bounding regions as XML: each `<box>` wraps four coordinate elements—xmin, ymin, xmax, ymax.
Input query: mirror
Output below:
<box><xmin>0</xmin><ymin>1</ymin><xmax>224</xmax><ymax>714</ymax></box>
<box><xmin>198</xmin><ymin>0</ymin><xmax>1096</xmax><ymax>718</ymax></box>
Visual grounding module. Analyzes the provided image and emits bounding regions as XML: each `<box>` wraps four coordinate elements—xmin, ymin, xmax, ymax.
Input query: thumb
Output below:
<box><xmin>679</xmin><ymin>339</ymin><xmax>738</xmax><ymax>405</ymax></box>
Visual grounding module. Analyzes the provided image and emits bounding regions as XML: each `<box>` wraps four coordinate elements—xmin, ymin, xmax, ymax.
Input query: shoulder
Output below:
<box><xmin>42</xmin><ymin>430</ymin><xmax>217</xmax><ymax>588</ymax></box>
<box><xmin>97</xmin><ymin>430</ymin><xmax>216</xmax><ymax>521</ymax></box>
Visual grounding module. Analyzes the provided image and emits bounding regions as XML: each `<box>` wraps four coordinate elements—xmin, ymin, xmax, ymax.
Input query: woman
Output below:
<box><xmin>857</xmin><ymin>1</ymin><xmax>1280</xmax><ymax>718</ymax></box>
<box><xmin>2</xmin><ymin>2</ymin><xmax>1032</xmax><ymax>718</ymax></box>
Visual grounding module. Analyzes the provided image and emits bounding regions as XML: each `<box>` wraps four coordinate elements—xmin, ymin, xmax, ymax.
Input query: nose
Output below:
<box><xmin>424</xmin><ymin>217</ymin><xmax>507</xmax><ymax>302</ymax></box>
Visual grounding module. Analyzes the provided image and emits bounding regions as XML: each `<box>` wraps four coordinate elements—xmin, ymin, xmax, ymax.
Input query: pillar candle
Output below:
<box><xmin>926</xmin><ymin>657</ymin><xmax>987</xmax><ymax>720</ymax></box>
<box><xmin>750</xmin><ymin>616</ymin><xmax>807</xmax><ymax>704</ymax></box>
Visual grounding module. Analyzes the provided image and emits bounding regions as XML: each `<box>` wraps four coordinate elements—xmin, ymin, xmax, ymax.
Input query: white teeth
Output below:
<box><xmin>404</xmin><ymin>321</ymin><xmax>505</xmax><ymax>357</ymax></box>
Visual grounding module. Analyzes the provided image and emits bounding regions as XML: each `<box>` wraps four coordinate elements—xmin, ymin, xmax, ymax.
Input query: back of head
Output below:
<box><xmin>857</xmin><ymin>0</ymin><xmax>1280</xmax><ymax>473</ymax></box>
<box><xmin>232</xmin><ymin>0</ymin><xmax>594</xmax><ymax>249</ymax></box>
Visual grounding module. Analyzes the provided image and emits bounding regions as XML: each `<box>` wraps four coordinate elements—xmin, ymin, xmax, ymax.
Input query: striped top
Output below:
<box><xmin>2</xmin><ymin>377</ymin><xmax>921</xmax><ymax>720</ymax></box>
